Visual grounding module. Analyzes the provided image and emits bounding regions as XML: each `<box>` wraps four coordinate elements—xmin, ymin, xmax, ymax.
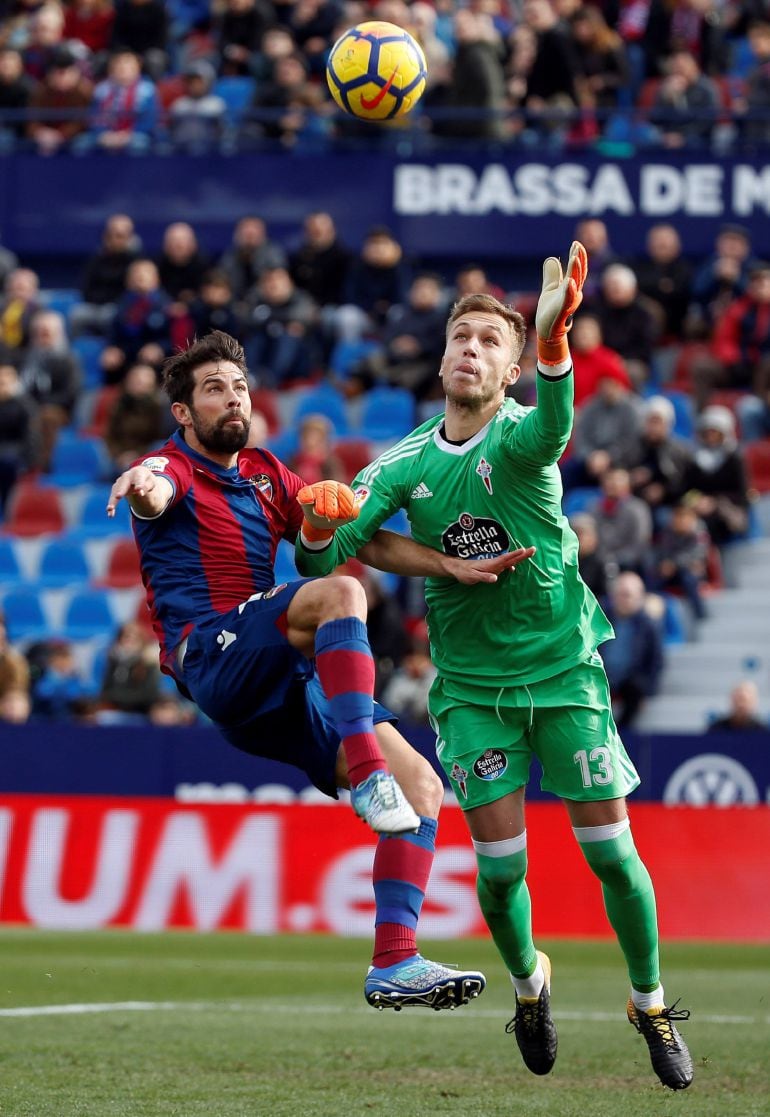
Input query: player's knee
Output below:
<box><xmin>320</xmin><ymin>574</ymin><xmax>367</xmax><ymax>621</ymax></box>
<box><xmin>401</xmin><ymin>756</ymin><xmax>443</xmax><ymax>818</ymax></box>
<box><xmin>576</xmin><ymin>826</ymin><xmax>646</xmax><ymax>897</ymax></box>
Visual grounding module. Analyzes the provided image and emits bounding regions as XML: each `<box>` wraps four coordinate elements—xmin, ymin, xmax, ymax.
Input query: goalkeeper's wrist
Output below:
<box><xmin>537</xmin><ymin>334</ymin><xmax>571</xmax><ymax>366</ymax></box>
<box><xmin>300</xmin><ymin>517</ymin><xmax>334</xmax><ymax>547</ymax></box>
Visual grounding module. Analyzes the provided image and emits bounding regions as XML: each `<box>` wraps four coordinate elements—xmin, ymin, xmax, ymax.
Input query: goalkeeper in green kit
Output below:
<box><xmin>295</xmin><ymin>241</ymin><xmax>693</xmax><ymax>1091</ymax></box>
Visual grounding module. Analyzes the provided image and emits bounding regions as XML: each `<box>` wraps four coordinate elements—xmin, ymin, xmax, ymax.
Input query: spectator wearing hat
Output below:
<box><xmin>26</xmin><ymin>46</ymin><xmax>93</xmax><ymax>155</ymax></box>
<box><xmin>626</xmin><ymin>395</ymin><xmax>694</xmax><ymax>524</ymax></box>
<box><xmin>168</xmin><ymin>60</ymin><xmax>226</xmax><ymax>151</ymax></box>
<box><xmin>681</xmin><ymin>406</ymin><xmax>750</xmax><ymax>545</ymax></box>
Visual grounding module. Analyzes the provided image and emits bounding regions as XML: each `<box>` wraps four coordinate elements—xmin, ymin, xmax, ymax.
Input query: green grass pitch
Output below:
<box><xmin>0</xmin><ymin>930</ymin><xmax>766</xmax><ymax>1117</ymax></box>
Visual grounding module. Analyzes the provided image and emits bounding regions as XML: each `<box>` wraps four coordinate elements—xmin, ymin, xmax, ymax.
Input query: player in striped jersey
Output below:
<box><xmin>296</xmin><ymin>243</ymin><xmax>693</xmax><ymax>1089</ymax></box>
<box><xmin>107</xmin><ymin>329</ymin><xmax>530</xmax><ymax>1011</ymax></box>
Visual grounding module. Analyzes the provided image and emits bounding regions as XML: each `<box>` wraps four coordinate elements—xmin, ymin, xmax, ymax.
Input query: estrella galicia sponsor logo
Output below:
<box><xmin>251</xmin><ymin>473</ymin><xmax>273</xmax><ymax>500</ymax></box>
<box><xmin>449</xmin><ymin>762</ymin><xmax>469</xmax><ymax>799</ymax></box>
<box><xmin>473</xmin><ymin>749</ymin><xmax>508</xmax><ymax>781</ymax></box>
<box><xmin>442</xmin><ymin>513</ymin><xmax>510</xmax><ymax>559</ymax></box>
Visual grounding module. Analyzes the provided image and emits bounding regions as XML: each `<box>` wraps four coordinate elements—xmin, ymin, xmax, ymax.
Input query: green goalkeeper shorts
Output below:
<box><xmin>428</xmin><ymin>653</ymin><xmax>640</xmax><ymax>809</ymax></box>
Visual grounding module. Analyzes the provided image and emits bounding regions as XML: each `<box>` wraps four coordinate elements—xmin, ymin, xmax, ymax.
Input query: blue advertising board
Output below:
<box><xmin>4</xmin><ymin>152</ymin><xmax>770</xmax><ymax>262</ymax></box>
<box><xmin>0</xmin><ymin>723</ymin><xmax>767</xmax><ymax>806</ymax></box>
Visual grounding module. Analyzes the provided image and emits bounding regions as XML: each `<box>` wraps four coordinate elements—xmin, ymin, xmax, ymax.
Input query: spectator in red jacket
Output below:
<box><xmin>571</xmin><ymin>313</ymin><xmax>631</xmax><ymax>407</ymax></box>
<box><xmin>694</xmin><ymin>262</ymin><xmax>770</xmax><ymax>407</ymax></box>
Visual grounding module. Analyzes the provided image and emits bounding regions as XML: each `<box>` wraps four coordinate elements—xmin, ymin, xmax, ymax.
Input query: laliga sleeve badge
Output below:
<box><xmin>141</xmin><ymin>456</ymin><xmax>169</xmax><ymax>473</ymax></box>
<box><xmin>354</xmin><ymin>484</ymin><xmax>370</xmax><ymax>507</ymax></box>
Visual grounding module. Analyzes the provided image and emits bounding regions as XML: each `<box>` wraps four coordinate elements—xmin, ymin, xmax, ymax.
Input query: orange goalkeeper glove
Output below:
<box><xmin>297</xmin><ymin>481</ymin><xmax>360</xmax><ymax>542</ymax></box>
<box><xmin>535</xmin><ymin>240</ymin><xmax>588</xmax><ymax>367</ymax></box>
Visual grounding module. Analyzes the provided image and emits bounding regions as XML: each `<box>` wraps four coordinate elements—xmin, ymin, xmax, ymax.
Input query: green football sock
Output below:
<box><xmin>475</xmin><ymin>846</ymin><xmax>537</xmax><ymax>980</ymax></box>
<box><xmin>576</xmin><ymin>824</ymin><xmax>660</xmax><ymax>992</ymax></box>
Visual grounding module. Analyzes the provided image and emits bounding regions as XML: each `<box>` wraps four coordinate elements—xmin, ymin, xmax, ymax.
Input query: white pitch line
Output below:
<box><xmin>1</xmin><ymin>1001</ymin><xmax>768</xmax><ymax>1025</ymax></box>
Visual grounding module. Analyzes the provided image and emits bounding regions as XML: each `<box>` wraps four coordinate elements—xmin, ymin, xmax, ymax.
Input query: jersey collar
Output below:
<box><xmin>433</xmin><ymin>411</ymin><xmax>495</xmax><ymax>456</ymax></box>
<box><xmin>172</xmin><ymin>429</ymin><xmax>245</xmax><ymax>483</ymax></box>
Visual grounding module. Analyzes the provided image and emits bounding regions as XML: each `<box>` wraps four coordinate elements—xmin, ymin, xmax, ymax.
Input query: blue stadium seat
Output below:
<box><xmin>293</xmin><ymin>385</ymin><xmax>349</xmax><ymax>435</ymax></box>
<box><xmin>72</xmin><ymin>336</ymin><xmax>106</xmax><ymax>389</ymax></box>
<box><xmin>360</xmin><ymin>387</ymin><xmax>415</xmax><ymax>442</ymax></box>
<box><xmin>265</xmin><ymin>429</ymin><xmax>299</xmax><ymax>462</ymax></box>
<box><xmin>661</xmin><ymin>389</ymin><xmax>695</xmax><ymax>439</ymax></box>
<box><xmin>41</xmin><ymin>288</ymin><xmax>81</xmax><ymax>322</ymax></box>
<box><xmin>328</xmin><ymin>339</ymin><xmax>382</xmax><ymax>379</ymax></box>
<box><xmin>61</xmin><ymin>588</ymin><xmax>116</xmax><ymax>641</ymax></box>
<box><xmin>49</xmin><ymin>432</ymin><xmax>108</xmax><ymax>487</ymax></box>
<box><xmin>563</xmin><ymin>487</ymin><xmax>601</xmax><ymax>518</ymax></box>
<box><xmin>0</xmin><ymin>538</ymin><xmax>23</xmax><ymax>588</ymax></box>
<box><xmin>1</xmin><ymin>587</ymin><xmax>50</xmax><ymax>642</ymax></box>
<box><xmin>37</xmin><ymin>539</ymin><xmax>92</xmax><ymax>588</ymax></box>
<box><xmin>213</xmin><ymin>76</ymin><xmax>256</xmax><ymax>123</ymax></box>
<box><xmin>68</xmin><ymin>486</ymin><xmax>131</xmax><ymax>540</ymax></box>
<box><xmin>662</xmin><ymin>593</ymin><xmax>688</xmax><ymax>645</ymax></box>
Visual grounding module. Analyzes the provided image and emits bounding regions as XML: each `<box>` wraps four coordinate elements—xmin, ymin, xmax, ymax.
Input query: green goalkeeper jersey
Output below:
<box><xmin>296</xmin><ymin>373</ymin><xmax>613</xmax><ymax>688</ymax></box>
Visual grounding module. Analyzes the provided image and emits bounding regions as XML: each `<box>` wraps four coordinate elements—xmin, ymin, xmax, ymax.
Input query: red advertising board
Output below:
<box><xmin>1</xmin><ymin>797</ymin><xmax>767</xmax><ymax>941</ymax></box>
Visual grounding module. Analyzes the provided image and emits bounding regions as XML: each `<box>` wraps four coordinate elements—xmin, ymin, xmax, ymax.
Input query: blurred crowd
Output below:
<box><xmin>0</xmin><ymin>202</ymin><xmax>769</xmax><ymax>731</ymax></box>
<box><xmin>3</xmin><ymin>0</ymin><xmax>770</xmax><ymax>152</ymax></box>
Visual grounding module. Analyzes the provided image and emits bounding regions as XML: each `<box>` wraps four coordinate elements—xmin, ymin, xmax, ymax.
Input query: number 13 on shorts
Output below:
<box><xmin>574</xmin><ymin>747</ymin><xmax>614</xmax><ymax>788</ymax></box>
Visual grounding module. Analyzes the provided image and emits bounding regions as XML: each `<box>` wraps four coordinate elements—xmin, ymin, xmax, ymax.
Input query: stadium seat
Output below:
<box><xmin>37</xmin><ymin>539</ymin><xmax>92</xmax><ymax>588</ymax></box>
<box><xmin>69</xmin><ymin>486</ymin><xmax>131</xmax><ymax>540</ymax></box>
<box><xmin>0</xmin><ymin>537</ymin><xmax>23</xmax><ymax>587</ymax></box>
<box><xmin>745</xmin><ymin>439</ymin><xmax>770</xmax><ymax>494</ymax></box>
<box><xmin>334</xmin><ymin>437</ymin><xmax>374</xmax><ymax>482</ymax></box>
<box><xmin>562</xmin><ymin>486</ymin><xmax>600</xmax><ymax>518</ymax></box>
<box><xmin>41</xmin><ymin>288</ymin><xmax>81</xmax><ymax>321</ymax></box>
<box><xmin>2</xmin><ymin>482</ymin><xmax>66</xmax><ymax>537</ymax></box>
<box><xmin>213</xmin><ymin>76</ymin><xmax>256</xmax><ymax>123</ymax></box>
<box><xmin>1</xmin><ymin>587</ymin><xmax>49</xmax><ymax>642</ymax></box>
<box><xmin>265</xmin><ymin>429</ymin><xmax>299</xmax><ymax>462</ymax></box>
<box><xmin>71</xmin><ymin>336</ymin><xmax>106</xmax><ymax>390</ymax></box>
<box><xmin>661</xmin><ymin>389</ymin><xmax>695</xmax><ymax>439</ymax></box>
<box><xmin>99</xmin><ymin>538</ymin><xmax>142</xmax><ymax>589</ymax></box>
<box><xmin>328</xmin><ymin>339</ymin><xmax>382</xmax><ymax>379</ymax></box>
<box><xmin>662</xmin><ymin>594</ymin><xmax>688</xmax><ymax>645</ymax></box>
<box><xmin>61</xmin><ymin>588</ymin><xmax>116</xmax><ymax>641</ymax></box>
<box><xmin>360</xmin><ymin>387</ymin><xmax>415</xmax><ymax>442</ymax></box>
<box><xmin>49</xmin><ymin>431</ymin><xmax>108</xmax><ymax>487</ymax></box>
<box><xmin>293</xmin><ymin>385</ymin><xmax>349</xmax><ymax>435</ymax></box>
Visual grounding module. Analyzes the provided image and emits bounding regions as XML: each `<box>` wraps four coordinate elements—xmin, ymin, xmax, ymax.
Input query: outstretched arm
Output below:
<box><xmin>359</xmin><ymin>530</ymin><xmax>536</xmax><ymax>584</ymax></box>
<box><xmin>107</xmin><ymin>465</ymin><xmax>173</xmax><ymax>519</ymax></box>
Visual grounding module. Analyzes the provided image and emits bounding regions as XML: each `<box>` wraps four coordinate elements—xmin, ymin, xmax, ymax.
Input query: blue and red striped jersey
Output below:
<box><xmin>131</xmin><ymin>431</ymin><xmax>306</xmax><ymax>670</ymax></box>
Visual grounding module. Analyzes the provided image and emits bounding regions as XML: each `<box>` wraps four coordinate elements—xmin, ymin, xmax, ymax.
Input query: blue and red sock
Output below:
<box><xmin>315</xmin><ymin>617</ymin><xmax>387</xmax><ymax>787</ymax></box>
<box><xmin>372</xmin><ymin>816</ymin><xmax>437</xmax><ymax>968</ymax></box>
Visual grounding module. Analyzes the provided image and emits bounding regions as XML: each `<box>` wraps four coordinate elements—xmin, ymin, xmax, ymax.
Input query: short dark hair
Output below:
<box><xmin>446</xmin><ymin>293</ymin><xmax>527</xmax><ymax>363</ymax></box>
<box><xmin>161</xmin><ymin>330</ymin><xmax>247</xmax><ymax>405</ymax></box>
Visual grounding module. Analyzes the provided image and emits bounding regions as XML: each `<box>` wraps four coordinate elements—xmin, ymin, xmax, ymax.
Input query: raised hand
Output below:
<box><xmin>297</xmin><ymin>480</ymin><xmax>360</xmax><ymax>541</ymax></box>
<box><xmin>535</xmin><ymin>241</ymin><xmax>588</xmax><ymax>366</ymax></box>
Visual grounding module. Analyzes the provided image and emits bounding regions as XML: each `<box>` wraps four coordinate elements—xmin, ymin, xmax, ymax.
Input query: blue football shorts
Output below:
<box><xmin>176</xmin><ymin>578</ymin><xmax>395</xmax><ymax>797</ymax></box>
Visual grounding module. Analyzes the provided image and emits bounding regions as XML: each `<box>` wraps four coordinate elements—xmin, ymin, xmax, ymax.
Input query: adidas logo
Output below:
<box><xmin>411</xmin><ymin>482</ymin><xmax>433</xmax><ymax>499</ymax></box>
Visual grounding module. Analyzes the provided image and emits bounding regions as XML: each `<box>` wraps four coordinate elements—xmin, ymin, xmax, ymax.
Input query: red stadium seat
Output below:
<box><xmin>250</xmin><ymin>388</ymin><xmax>281</xmax><ymax>436</ymax></box>
<box><xmin>745</xmin><ymin>439</ymin><xmax>770</xmax><ymax>494</ymax></box>
<box><xmin>98</xmin><ymin>538</ymin><xmax>142</xmax><ymax>589</ymax></box>
<box><xmin>2</xmin><ymin>482</ymin><xmax>66</xmax><ymax>537</ymax></box>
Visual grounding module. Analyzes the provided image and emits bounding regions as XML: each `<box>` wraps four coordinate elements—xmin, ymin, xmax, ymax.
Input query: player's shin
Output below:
<box><xmin>372</xmin><ymin>817</ymin><xmax>437</xmax><ymax>967</ymax></box>
<box><xmin>474</xmin><ymin>835</ymin><xmax>537</xmax><ymax>979</ymax></box>
<box><xmin>315</xmin><ymin>617</ymin><xmax>388</xmax><ymax>785</ymax></box>
<box><xmin>574</xmin><ymin>819</ymin><xmax>660</xmax><ymax>990</ymax></box>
